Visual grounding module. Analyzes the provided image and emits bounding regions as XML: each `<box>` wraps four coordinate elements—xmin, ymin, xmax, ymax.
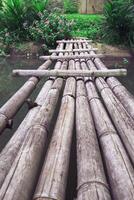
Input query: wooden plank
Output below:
<box><xmin>12</xmin><ymin>69</ymin><xmax>127</xmax><ymax>78</ymax></box>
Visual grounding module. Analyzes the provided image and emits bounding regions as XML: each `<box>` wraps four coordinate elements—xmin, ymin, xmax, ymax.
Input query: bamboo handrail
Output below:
<box><xmin>12</xmin><ymin>69</ymin><xmax>127</xmax><ymax>78</ymax></box>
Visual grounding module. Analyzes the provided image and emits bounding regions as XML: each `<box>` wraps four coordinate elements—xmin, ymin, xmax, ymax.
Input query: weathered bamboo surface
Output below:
<box><xmin>0</xmin><ymin>39</ymin><xmax>134</xmax><ymax>200</ymax></box>
<box><xmin>79</xmin><ymin>57</ymin><xmax>134</xmax><ymax>200</ymax></box>
<box><xmin>49</xmin><ymin>48</ymin><xmax>98</xmax><ymax>53</ymax></box>
<box><xmin>76</xmin><ymin>78</ymin><xmax>111</xmax><ymax>200</ymax></box>
<box><xmin>0</xmin><ymin>43</ymin><xmax>71</xmax><ymax>192</ymax></box>
<box><xmin>13</xmin><ymin>69</ymin><xmax>127</xmax><ymax>78</ymax></box>
<box><xmin>34</xmin><ymin>77</ymin><xmax>76</xmax><ymax>200</ymax></box>
<box><xmin>85</xmin><ymin>43</ymin><xmax>134</xmax><ymax>119</ymax></box>
<box><xmin>57</xmin><ymin>39</ymin><xmax>92</xmax><ymax>43</ymax></box>
<box><xmin>40</xmin><ymin>54</ymin><xmax>104</xmax><ymax>60</ymax></box>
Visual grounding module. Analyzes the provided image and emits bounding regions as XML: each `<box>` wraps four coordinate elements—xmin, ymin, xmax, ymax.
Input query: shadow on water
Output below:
<box><xmin>0</xmin><ymin>57</ymin><xmax>45</xmax><ymax>151</ymax></box>
<box><xmin>102</xmin><ymin>56</ymin><xmax>134</xmax><ymax>96</ymax></box>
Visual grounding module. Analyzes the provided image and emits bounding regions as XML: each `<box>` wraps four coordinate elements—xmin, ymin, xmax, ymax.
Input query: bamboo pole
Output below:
<box><xmin>85</xmin><ymin>43</ymin><xmax>134</xmax><ymax>119</ymax></box>
<box><xmin>0</xmin><ymin>43</ymin><xmax>70</xmax><ymax>190</ymax></box>
<box><xmin>40</xmin><ymin>54</ymin><xmax>104</xmax><ymax>60</ymax></box>
<box><xmin>86</xmin><ymin>58</ymin><xmax>134</xmax><ymax>166</ymax></box>
<box><xmin>79</xmin><ymin>56</ymin><xmax>134</xmax><ymax>200</ymax></box>
<box><xmin>0</xmin><ymin>77</ymin><xmax>64</xmax><ymax>200</ymax></box>
<box><xmin>75</xmin><ymin>61</ymin><xmax>111</xmax><ymax>199</ymax></box>
<box><xmin>0</xmin><ymin>43</ymin><xmax>63</xmax><ymax>134</ymax></box>
<box><xmin>33</xmin><ymin>77</ymin><xmax>76</xmax><ymax>200</ymax></box>
<box><xmin>12</xmin><ymin>69</ymin><xmax>127</xmax><ymax>78</ymax></box>
<box><xmin>57</xmin><ymin>39</ymin><xmax>92</xmax><ymax>43</ymax></box>
<box><xmin>49</xmin><ymin>48</ymin><xmax>98</xmax><ymax>53</ymax></box>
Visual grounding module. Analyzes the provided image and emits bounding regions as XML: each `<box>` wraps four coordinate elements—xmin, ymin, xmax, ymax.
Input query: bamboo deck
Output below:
<box><xmin>0</xmin><ymin>39</ymin><xmax>134</xmax><ymax>200</ymax></box>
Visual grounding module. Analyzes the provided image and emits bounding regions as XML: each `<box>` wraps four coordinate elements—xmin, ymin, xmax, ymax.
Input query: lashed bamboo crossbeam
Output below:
<box><xmin>78</xmin><ymin>51</ymin><xmax>134</xmax><ymax>199</ymax></box>
<box><xmin>40</xmin><ymin>54</ymin><xmax>104</xmax><ymax>60</ymax></box>
<box><xmin>0</xmin><ymin>44</ymin><xmax>70</xmax><ymax>191</ymax></box>
<box><xmin>57</xmin><ymin>39</ymin><xmax>92</xmax><ymax>43</ymax></box>
<box><xmin>75</xmin><ymin>63</ymin><xmax>111</xmax><ymax>199</ymax></box>
<box><xmin>0</xmin><ymin>43</ymin><xmax>64</xmax><ymax>134</ymax></box>
<box><xmin>86</xmin><ymin>58</ymin><xmax>134</xmax><ymax>165</ymax></box>
<box><xmin>12</xmin><ymin>69</ymin><xmax>127</xmax><ymax>78</ymax></box>
<box><xmin>84</xmin><ymin>43</ymin><xmax>134</xmax><ymax>119</ymax></box>
<box><xmin>49</xmin><ymin>48</ymin><xmax>98</xmax><ymax>53</ymax></box>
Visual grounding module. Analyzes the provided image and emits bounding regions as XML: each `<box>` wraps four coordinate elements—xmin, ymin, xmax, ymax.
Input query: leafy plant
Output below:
<box><xmin>63</xmin><ymin>0</ymin><xmax>78</xmax><ymax>13</ymax></box>
<box><xmin>0</xmin><ymin>0</ymin><xmax>49</xmax><ymax>38</ymax></box>
<box><xmin>103</xmin><ymin>0</ymin><xmax>134</xmax><ymax>46</ymax></box>
<box><xmin>29</xmin><ymin>11</ymin><xmax>73</xmax><ymax>47</ymax></box>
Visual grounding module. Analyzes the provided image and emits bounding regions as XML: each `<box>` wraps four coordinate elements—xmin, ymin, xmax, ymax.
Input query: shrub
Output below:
<box><xmin>29</xmin><ymin>11</ymin><xmax>73</xmax><ymax>47</ymax></box>
<box><xmin>63</xmin><ymin>0</ymin><xmax>78</xmax><ymax>13</ymax></box>
<box><xmin>0</xmin><ymin>0</ymin><xmax>49</xmax><ymax>38</ymax></box>
<box><xmin>103</xmin><ymin>0</ymin><xmax>134</xmax><ymax>46</ymax></box>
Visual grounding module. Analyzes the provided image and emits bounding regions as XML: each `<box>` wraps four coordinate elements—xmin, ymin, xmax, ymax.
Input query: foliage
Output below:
<box><xmin>63</xmin><ymin>0</ymin><xmax>78</xmax><ymax>13</ymax></box>
<box><xmin>65</xmin><ymin>14</ymin><xmax>104</xmax><ymax>40</ymax></box>
<box><xmin>103</xmin><ymin>0</ymin><xmax>134</xmax><ymax>46</ymax></box>
<box><xmin>46</xmin><ymin>0</ymin><xmax>64</xmax><ymax>12</ymax></box>
<box><xmin>29</xmin><ymin>11</ymin><xmax>73</xmax><ymax>47</ymax></box>
<box><xmin>0</xmin><ymin>0</ymin><xmax>49</xmax><ymax>38</ymax></box>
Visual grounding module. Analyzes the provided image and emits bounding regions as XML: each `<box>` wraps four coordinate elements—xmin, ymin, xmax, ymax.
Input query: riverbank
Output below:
<box><xmin>0</xmin><ymin>41</ymin><xmax>133</xmax><ymax>58</ymax></box>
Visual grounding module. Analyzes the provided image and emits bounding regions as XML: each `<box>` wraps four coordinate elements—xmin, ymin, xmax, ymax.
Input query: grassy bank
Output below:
<box><xmin>64</xmin><ymin>14</ymin><xmax>104</xmax><ymax>41</ymax></box>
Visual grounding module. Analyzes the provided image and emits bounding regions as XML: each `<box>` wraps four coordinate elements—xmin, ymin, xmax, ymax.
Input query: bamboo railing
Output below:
<box><xmin>0</xmin><ymin>39</ymin><xmax>134</xmax><ymax>200</ymax></box>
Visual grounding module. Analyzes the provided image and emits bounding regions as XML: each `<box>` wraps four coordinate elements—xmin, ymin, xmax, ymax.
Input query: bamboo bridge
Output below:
<box><xmin>0</xmin><ymin>39</ymin><xmax>134</xmax><ymax>200</ymax></box>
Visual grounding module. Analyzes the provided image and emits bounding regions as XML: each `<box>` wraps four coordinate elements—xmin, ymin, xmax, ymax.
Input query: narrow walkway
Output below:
<box><xmin>0</xmin><ymin>39</ymin><xmax>134</xmax><ymax>200</ymax></box>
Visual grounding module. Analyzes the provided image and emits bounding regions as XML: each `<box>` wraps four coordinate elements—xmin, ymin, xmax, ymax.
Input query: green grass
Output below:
<box><xmin>64</xmin><ymin>14</ymin><xmax>104</xmax><ymax>41</ymax></box>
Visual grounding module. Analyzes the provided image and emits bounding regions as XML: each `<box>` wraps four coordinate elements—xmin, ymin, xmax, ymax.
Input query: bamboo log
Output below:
<box><xmin>33</xmin><ymin>77</ymin><xmax>76</xmax><ymax>200</ymax></box>
<box><xmin>86</xmin><ymin>59</ymin><xmax>134</xmax><ymax>165</ymax></box>
<box><xmin>76</xmin><ymin>78</ymin><xmax>111</xmax><ymax>200</ymax></box>
<box><xmin>57</xmin><ymin>39</ymin><xmax>92</xmax><ymax>43</ymax></box>
<box><xmin>80</xmin><ymin>59</ymin><xmax>134</xmax><ymax>200</ymax></box>
<box><xmin>12</xmin><ymin>69</ymin><xmax>127</xmax><ymax>78</ymax></box>
<box><xmin>0</xmin><ymin>43</ymin><xmax>63</xmax><ymax>134</ymax></box>
<box><xmin>40</xmin><ymin>54</ymin><xmax>104</xmax><ymax>61</ymax></box>
<box><xmin>0</xmin><ymin>77</ymin><xmax>64</xmax><ymax>200</ymax></box>
<box><xmin>0</xmin><ymin>44</ymin><xmax>71</xmax><ymax>189</ymax></box>
<box><xmin>85</xmin><ymin>44</ymin><xmax>134</xmax><ymax>119</ymax></box>
<box><xmin>49</xmin><ymin>48</ymin><xmax>98</xmax><ymax>53</ymax></box>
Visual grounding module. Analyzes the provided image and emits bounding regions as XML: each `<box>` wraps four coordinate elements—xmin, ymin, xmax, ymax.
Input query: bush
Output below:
<box><xmin>103</xmin><ymin>0</ymin><xmax>134</xmax><ymax>46</ymax></box>
<box><xmin>63</xmin><ymin>0</ymin><xmax>78</xmax><ymax>13</ymax></box>
<box><xmin>29</xmin><ymin>11</ymin><xmax>73</xmax><ymax>47</ymax></box>
<box><xmin>0</xmin><ymin>0</ymin><xmax>49</xmax><ymax>38</ymax></box>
